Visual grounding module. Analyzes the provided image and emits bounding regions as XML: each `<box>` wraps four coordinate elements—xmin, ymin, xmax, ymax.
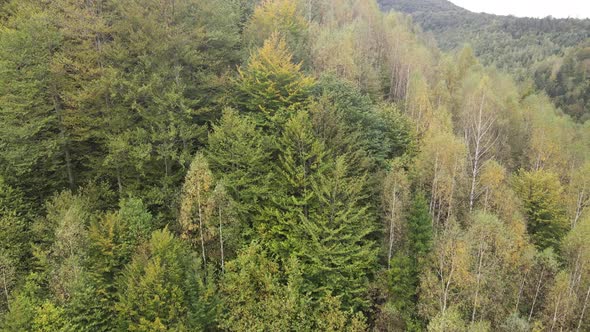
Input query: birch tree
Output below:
<box><xmin>180</xmin><ymin>153</ymin><xmax>214</xmax><ymax>267</ymax></box>
<box><xmin>462</xmin><ymin>77</ymin><xmax>499</xmax><ymax>212</ymax></box>
<box><xmin>568</xmin><ymin>162</ymin><xmax>590</xmax><ymax>228</ymax></box>
<box><xmin>381</xmin><ymin>160</ymin><xmax>410</xmax><ymax>268</ymax></box>
<box><xmin>415</xmin><ymin>129</ymin><xmax>467</xmax><ymax>227</ymax></box>
<box><xmin>419</xmin><ymin>222</ymin><xmax>470</xmax><ymax>319</ymax></box>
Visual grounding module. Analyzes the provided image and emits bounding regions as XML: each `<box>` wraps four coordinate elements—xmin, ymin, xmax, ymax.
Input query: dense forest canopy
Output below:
<box><xmin>0</xmin><ymin>0</ymin><xmax>589</xmax><ymax>331</ymax></box>
<box><xmin>378</xmin><ymin>0</ymin><xmax>590</xmax><ymax>121</ymax></box>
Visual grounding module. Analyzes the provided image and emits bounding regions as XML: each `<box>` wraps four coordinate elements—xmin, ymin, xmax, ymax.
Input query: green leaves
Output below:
<box><xmin>513</xmin><ymin>169</ymin><xmax>568</xmax><ymax>251</ymax></box>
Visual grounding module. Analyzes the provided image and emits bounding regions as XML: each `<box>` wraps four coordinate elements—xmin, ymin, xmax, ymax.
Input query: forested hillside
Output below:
<box><xmin>379</xmin><ymin>0</ymin><xmax>590</xmax><ymax>121</ymax></box>
<box><xmin>1</xmin><ymin>0</ymin><xmax>589</xmax><ymax>331</ymax></box>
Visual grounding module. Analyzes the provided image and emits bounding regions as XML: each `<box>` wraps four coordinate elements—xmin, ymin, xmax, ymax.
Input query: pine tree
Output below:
<box><xmin>0</xmin><ymin>178</ymin><xmax>30</xmax><ymax>312</ymax></box>
<box><xmin>234</xmin><ymin>34</ymin><xmax>315</xmax><ymax>127</ymax></box>
<box><xmin>407</xmin><ymin>194</ymin><xmax>433</xmax><ymax>258</ymax></box>
<box><xmin>219</xmin><ymin>243</ymin><xmax>310</xmax><ymax>331</ymax></box>
<box><xmin>116</xmin><ymin>228</ymin><xmax>215</xmax><ymax>331</ymax></box>
<box><xmin>0</xmin><ymin>4</ymin><xmax>70</xmax><ymax>197</ymax></box>
<box><xmin>66</xmin><ymin>199</ymin><xmax>153</xmax><ymax>332</ymax></box>
<box><xmin>258</xmin><ymin>110</ymin><xmax>328</xmax><ymax>258</ymax></box>
<box><xmin>299</xmin><ymin>156</ymin><xmax>378</xmax><ymax>311</ymax></box>
<box><xmin>98</xmin><ymin>0</ymin><xmax>241</xmax><ymax>210</ymax></box>
<box><xmin>388</xmin><ymin>193</ymin><xmax>433</xmax><ymax>329</ymax></box>
<box><xmin>206</xmin><ymin>109</ymin><xmax>273</xmax><ymax>228</ymax></box>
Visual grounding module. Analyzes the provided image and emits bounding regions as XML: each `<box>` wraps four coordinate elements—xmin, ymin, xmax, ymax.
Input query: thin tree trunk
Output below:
<box><xmin>2</xmin><ymin>270</ymin><xmax>9</xmax><ymax>311</ymax></box>
<box><xmin>52</xmin><ymin>94</ymin><xmax>75</xmax><ymax>189</ymax></box>
<box><xmin>573</xmin><ymin>189</ymin><xmax>586</xmax><ymax>228</ymax></box>
<box><xmin>469</xmin><ymin>92</ymin><xmax>486</xmax><ymax>212</ymax></box>
<box><xmin>443</xmin><ymin>253</ymin><xmax>455</xmax><ymax>314</ymax></box>
<box><xmin>529</xmin><ymin>266</ymin><xmax>545</xmax><ymax>322</ymax></box>
<box><xmin>551</xmin><ymin>292</ymin><xmax>562</xmax><ymax>332</ymax></box>
<box><xmin>218</xmin><ymin>205</ymin><xmax>225</xmax><ymax>273</ymax></box>
<box><xmin>197</xmin><ymin>188</ymin><xmax>206</xmax><ymax>268</ymax></box>
<box><xmin>516</xmin><ymin>271</ymin><xmax>528</xmax><ymax>312</ymax></box>
<box><xmin>577</xmin><ymin>284</ymin><xmax>590</xmax><ymax>331</ymax></box>
<box><xmin>116</xmin><ymin>167</ymin><xmax>123</xmax><ymax>195</ymax></box>
<box><xmin>447</xmin><ymin>158</ymin><xmax>460</xmax><ymax>222</ymax></box>
<box><xmin>472</xmin><ymin>242</ymin><xmax>485</xmax><ymax>323</ymax></box>
<box><xmin>404</xmin><ymin>65</ymin><xmax>411</xmax><ymax>108</ymax></box>
<box><xmin>387</xmin><ymin>184</ymin><xmax>398</xmax><ymax>269</ymax></box>
<box><xmin>64</xmin><ymin>144</ymin><xmax>75</xmax><ymax>189</ymax></box>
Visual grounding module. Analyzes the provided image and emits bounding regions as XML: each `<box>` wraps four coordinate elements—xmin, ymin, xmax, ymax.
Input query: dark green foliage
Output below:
<box><xmin>0</xmin><ymin>5</ymin><xmax>70</xmax><ymax>198</ymax></box>
<box><xmin>258</xmin><ymin>110</ymin><xmax>329</xmax><ymax>257</ymax></box>
<box><xmin>406</xmin><ymin>194</ymin><xmax>433</xmax><ymax>257</ymax></box>
<box><xmin>206</xmin><ymin>109</ymin><xmax>273</xmax><ymax>229</ymax></box>
<box><xmin>299</xmin><ymin>157</ymin><xmax>378</xmax><ymax>311</ymax></box>
<box><xmin>0</xmin><ymin>178</ymin><xmax>31</xmax><ymax>312</ymax></box>
<box><xmin>387</xmin><ymin>193</ymin><xmax>432</xmax><ymax>329</ymax></box>
<box><xmin>534</xmin><ymin>43</ymin><xmax>590</xmax><ymax>121</ymax></box>
<box><xmin>312</xmin><ymin>76</ymin><xmax>415</xmax><ymax>168</ymax></box>
<box><xmin>65</xmin><ymin>199</ymin><xmax>153</xmax><ymax>331</ymax></box>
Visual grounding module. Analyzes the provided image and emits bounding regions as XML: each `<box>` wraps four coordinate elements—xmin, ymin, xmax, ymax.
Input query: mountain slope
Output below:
<box><xmin>378</xmin><ymin>0</ymin><xmax>590</xmax><ymax>72</ymax></box>
<box><xmin>379</xmin><ymin>0</ymin><xmax>590</xmax><ymax>120</ymax></box>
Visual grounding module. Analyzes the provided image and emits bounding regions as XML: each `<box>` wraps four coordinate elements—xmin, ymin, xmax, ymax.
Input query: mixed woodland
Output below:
<box><xmin>0</xmin><ymin>0</ymin><xmax>589</xmax><ymax>331</ymax></box>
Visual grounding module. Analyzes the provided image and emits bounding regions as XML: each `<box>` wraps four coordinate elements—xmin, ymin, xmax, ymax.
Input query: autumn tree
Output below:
<box><xmin>234</xmin><ymin>33</ymin><xmax>315</xmax><ymax>127</ymax></box>
<box><xmin>244</xmin><ymin>0</ymin><xmax>308</xmax><ymax>62</ymax></box>
<box><xmin>180</xmin><ymin>153</ymin><xmax>214</xmax><ymax>267</ymax></box>
<box><xmin>513</xmin><ymin>169</ymin><xmax>568</xmax><ymax>251</ymax></box>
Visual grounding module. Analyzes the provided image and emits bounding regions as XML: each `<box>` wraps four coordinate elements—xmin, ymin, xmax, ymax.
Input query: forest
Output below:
<box><xmin>0</xmin><ymin>0</ymin><xmax>589</xmax><ymax>331</ymax></box>
<box><xmin>379</xmin><ymin>0</ymin><xmax>590</xmax><ymax>122</ymax></box>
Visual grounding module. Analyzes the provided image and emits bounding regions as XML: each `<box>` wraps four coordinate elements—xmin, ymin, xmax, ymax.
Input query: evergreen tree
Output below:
<box><xmin>0</xmin><ymin>4</ymin><xmax>70</xmax><ymax>197</ymax></box>
<box><xmin>116</xmin><ymin>228</ymin><xmax>216</xmax><ymax>331</ymax></box>
<box><xmin>258</xmin><ymin>110</ymin><xmax>328</xmax><ymax>258</ymax></box>
<box><xmin>0</xmin><ymin>178</ymin><xmax>30</xmax><ymax>312</ymax></box>
<box><xmin>388</xmin><ymin>193</ymin><xmax>433</xmax><ymax>329</ymax></box>
<box><xmin>299</xmin><ymin>156</ymin><xmax>378</xmax><ymax>311</ymax></box>
<box><xmin>219</xmin><ymin>243</ymin><xmax>310</xmax><ymax>331</ymax></box>
<box><xmin>234</xmin><ymin>34</ymin><xmax>315</xmax><ymax>127</ymax></box>
<box><xmin>65</xmin><ymin>199</ymin><xmax>152</xmax><ymax>332</ymax></box>
<box><xmin>206</xmin><ymin>109</ymin><xmax>273</xmax><ymax>229</ymax></box>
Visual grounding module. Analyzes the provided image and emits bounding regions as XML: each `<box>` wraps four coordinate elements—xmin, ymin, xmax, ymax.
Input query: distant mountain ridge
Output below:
<box><xmin>379</xmin><ymin>0</ymin><xmax>464</xmax><ymax>13</ymax></box>
<box><xmin>378</xmin><ymin>0</ymin><xmax>590</xmax><ymax>73</ymax></box>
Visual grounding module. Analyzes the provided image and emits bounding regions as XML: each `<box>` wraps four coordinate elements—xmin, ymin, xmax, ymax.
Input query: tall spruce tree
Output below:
<box><xmin>258</xmin><ymin>110</ymin><xmax>328</xmax><ymax>258</ymax></box>
<box><xmin>234</xmin><ymin>33</ymin><xmax>315</xmax><ymax>127</ymax></box>
<box><xmin>299</xmin><ymin>156</ymin><xmax>378</xmax><ymax>311</ymax></box>
<box><xmin>116</xmin><ymin>228</ymin><xmax>216</xmax><ymax>331</ymax></box>
<box><xmin>206</xmin><ymin>109</ymin><xmax>273</xmax><ymax>231</ymax></box>
<box><xmin>388</xmin><ymin>193</ymin><xmax>433</xmax><ymax>329</ymax></box>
